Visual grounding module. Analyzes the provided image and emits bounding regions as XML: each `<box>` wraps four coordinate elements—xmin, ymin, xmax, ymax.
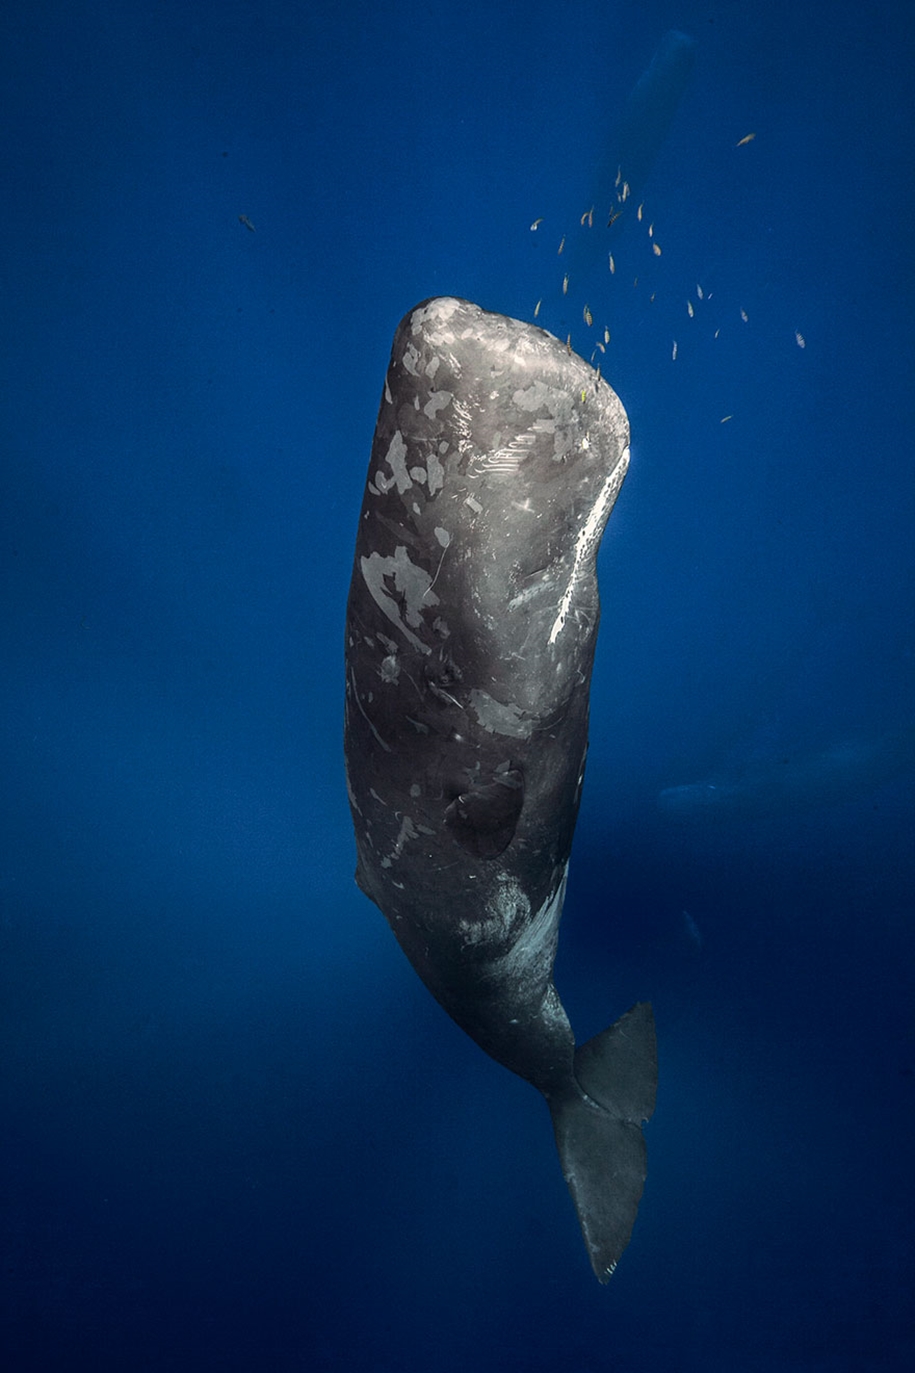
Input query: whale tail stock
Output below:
<box><xmin>548</xmin><ymin>1002</ymin><xmax>658</xmax><ymax>1282</ymax></box>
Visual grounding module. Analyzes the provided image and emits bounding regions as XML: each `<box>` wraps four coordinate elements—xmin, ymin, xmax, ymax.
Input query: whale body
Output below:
<box><xmin>344</xmin><ymin>297</ymin><xmax>656</xmax><ymax>1281</ymax></box>
<box><xmin>658</xmin><ymin>726</ymin><xmax>915</xmax><ymax>822</ymax></box>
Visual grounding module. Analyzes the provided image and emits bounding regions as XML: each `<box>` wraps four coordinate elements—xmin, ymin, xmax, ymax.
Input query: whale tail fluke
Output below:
<box><xmin>549</xmin><ymin>1002</ymin><xmax>657</xmax><ymax>1282</ymax></box>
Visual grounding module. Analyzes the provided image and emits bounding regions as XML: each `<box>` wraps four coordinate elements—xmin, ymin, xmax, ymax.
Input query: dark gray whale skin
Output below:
<box><xmin>344</xmin><ymin>297</ymin><xmax>656</xmax><ymax>1281</ymax></box>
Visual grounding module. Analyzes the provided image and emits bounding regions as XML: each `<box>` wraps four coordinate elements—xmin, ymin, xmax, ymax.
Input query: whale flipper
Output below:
<box><xmin>551</xmin><ymin>1002</ymin><xmax>657</xmax><ymax>1281</ymax></box>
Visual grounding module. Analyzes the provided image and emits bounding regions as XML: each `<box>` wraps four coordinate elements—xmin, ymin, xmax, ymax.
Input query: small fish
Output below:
<box><xmin>558</xmin><ymin>235</ymin><xmax>566</xmax><ymax>255</ymax></box>
<box><xmin>595</xmin><ymin>340</ymin><xmax>606</xmax><ymax>353</ymax></box>
<box><xmin>534</xmin><ymin>299</ymin><xmax>542</xmax><ymax>318</ymax></box>
<box><xmin>720</xmin><ymin>415</ymin><xmax>733</xmax><ymax>423</ymax></box>
<box><xmin>615</xmin><ymin>166</ymin><xmax>622</xmax><ymax>187</ymax></box>
<box><xmin>649</xmin><ymin>292</ymin><xmax>655</xmax><ymax>303</ymax></box>
<box><xmin>795</xmin><ymin>330</ymin><xmax>806</xmax><ymax>348</ymax></box>
<box><xmin>580</xmin><ymin>206</ymin><xmax>594</xmax><ymax>227</ymax></box>
<box><xmin>530</xmin><ymin>217</ymin><xmax>543</xmax><ymax>231</ymax></box>
<box><xmin>594</xmin><ymin>364</ymin><xmax>601</xmax><ymax>382</ymax></box>
<box><xmin>607</xmin><ymin>207</ymin><xmax>623</xmax><ymax>227</ymax></box>
<box><xmin>583</xmin><ymin>304</ymin><xmax>593</xmax><ymax>327</ymax></box>
<box><xmin>714</xmin><ymin>328</ymin><xmax>720</xmax><ymax>338</ymax></box>
<box><xmin>637</xmin><ymin>203</ymin><xmax>643</xmax><ymax>221</ymax></box>
<box><xmin>621</xmin><ymin>181</ymin><xmax>630</xmax><ymax>201</ymax></box>
<box><xmin>696</xmin><ymin>284</ymin><xmax>704</xmax><ymax>300</ymax></box>
<box><xmin>736</xmin><ymin>133</ymin><xmax>756</xmax><ymax>147</ymax></box>
<box><xmin>687</xmin><ymin>300</ymin><xmax>694</xmax><ymax>318</ymax></box>
<box><xmin>672</xmin><ymin>340</ymin><xmax>678</xmax><ymax>360</ymax></box>
<box><xmin>238</xmin><ymin>214</ymin><xmax>256</xmax><ymax>232</ymax></box>
<box><xmin>566</xmin><ymin>334</ymin><xmax>572</xmax><ymax>354</ymax></box>
<box><xmin>652</xmin><ymin>243</ymin><xmax>662</xmax><ymax>257</ymax></box>
<box><xmin>740</xmin><ymin>308</ymin><xmax>748</xmax><ymax>322</ymax></box>
<box><xmin>648</xmin><ymin>223</ymin><xmax>654</xmax><ymax>238</ymax></box>
<box><xmin>608</xmin><ymin>253</ymin><xmax>615</xmax><ymax>274</ymax></box>
<box><xmin>603</xmin><ymin>327</ymin><xmax>610</xmax><ymax>344</ymax></box>
<box><xmin>562</xmin><ymin>273</ymin><xmax>569</xmax><ymax>295</ymax></box>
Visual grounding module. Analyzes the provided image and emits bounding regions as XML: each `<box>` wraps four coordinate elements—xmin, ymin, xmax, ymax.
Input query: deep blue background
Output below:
<box><xmin>1</xmin><ymin>2</ymin><xmax>913</xmax><ymax>1369</ymax></box>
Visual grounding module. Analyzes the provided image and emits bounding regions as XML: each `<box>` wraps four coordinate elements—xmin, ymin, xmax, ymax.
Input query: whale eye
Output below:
<box><xmin>444</xmin><ymin>768</ymin><xmax>524</xmax><ymax>858</ymax></box>
<box><xmin>425</xmin><ymin>652</ymin><xmax>462</xmax><ymax>688</ymax></box>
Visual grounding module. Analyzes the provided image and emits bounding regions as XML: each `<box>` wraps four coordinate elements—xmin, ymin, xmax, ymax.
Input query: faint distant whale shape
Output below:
<box><xmin>344</xmin><ymin>298</ymin><xmax>656</xmax><ymax>1281</ymax></box>
<box><xmin>658</xmin><ymin>726</ymin><xmax>915</xmax><ymax>821</ymax></box>
<box><xmin>615</xmin><ymin>29</ymin><xmax>698</xmax><ymax>197</ymax></box>
<box><xmin>562</xmin><ymin>29</ymin><xmax>697</xmax><ymax>294</ymax></box>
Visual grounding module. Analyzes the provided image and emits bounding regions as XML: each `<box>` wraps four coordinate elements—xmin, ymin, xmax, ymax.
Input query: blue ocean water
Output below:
<box><xmin>1</xmin><ymin>1</ymin><xmax>912</xmax><ymax>1369</ymax></box>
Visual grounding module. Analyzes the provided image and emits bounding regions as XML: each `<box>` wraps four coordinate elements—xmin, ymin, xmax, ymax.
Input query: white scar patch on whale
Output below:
<box><xmin>360</xmin><ymin>546</ymin><xmax>437</xmax><ymax>653</ymax></box>
<box><xmin>373</xmin><ymin>430</ymin><xmax>411</xmax><ymax>493</ymax></box>
<box><xmin>469</xmin><ymin>689</ymin><xmax>533</xmax><ymax>739</ymax></box>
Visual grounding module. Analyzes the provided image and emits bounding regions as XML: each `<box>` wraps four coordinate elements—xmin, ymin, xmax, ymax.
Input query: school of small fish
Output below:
<box><xmin>527</xmin><ymin>127</ymin><xmax>805</xmax><ymax>406</ymax></box>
